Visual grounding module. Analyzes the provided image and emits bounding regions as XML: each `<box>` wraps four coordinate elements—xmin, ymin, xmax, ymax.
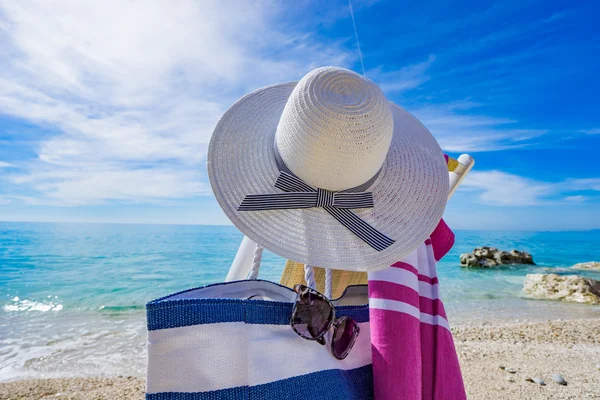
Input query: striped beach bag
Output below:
<box><xmin>145</xmin><ymin>275</ymin><xmax>373</xmax><ymax>399</ymax></box>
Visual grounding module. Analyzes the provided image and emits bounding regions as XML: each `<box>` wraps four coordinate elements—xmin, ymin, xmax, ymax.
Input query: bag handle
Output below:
<box><xmin>246</xmin><ymin>244</ymin><xmax>264</xmax><ymax>280</ymax></box>
<box><xmin>246</xmin><ymin>243</ymin><xmax>332</xmax><ymax>297</ymax></box>
<box><xmin>303</xmin><ymin>264</ymin><xmax>316</xmax><ymax>289</ymax></box>
<box><xmin>324</xmin><ymin>268</ymin><xmax>333</xmax><ymax>298</ymax></box>
<box><xmin>304</xmin><ymin>265</ymin><xmax>332</xmax><ymax>297</ymax></box>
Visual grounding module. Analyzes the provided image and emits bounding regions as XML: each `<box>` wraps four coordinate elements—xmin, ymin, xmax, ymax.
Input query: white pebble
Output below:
<box><xmin>504</xmin><ymin>367</ymin><xmax>517</xmax><ymax>374</ymax></box>
<box><xmin>552</xmin><ymin>374</ymin><xmax>567</xmax><ymax>385</ymax></box>
<box><xmin>532</xmin><ymin>377</ymin><xmax>546</xmax><ymax>386</ymax></box>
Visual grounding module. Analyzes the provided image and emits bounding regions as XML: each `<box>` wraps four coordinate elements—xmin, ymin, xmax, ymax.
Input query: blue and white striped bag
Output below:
<box><xmin>146</xmin><ymin>278</ymin><xmax>373</xmax><ymax>399</ymax></box>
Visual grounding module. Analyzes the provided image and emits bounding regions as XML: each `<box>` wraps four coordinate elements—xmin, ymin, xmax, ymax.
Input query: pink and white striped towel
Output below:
<box><xmin>368</xmin><ymin>219</ymin><xmax>466</xmax><ymax>400</ymax></box>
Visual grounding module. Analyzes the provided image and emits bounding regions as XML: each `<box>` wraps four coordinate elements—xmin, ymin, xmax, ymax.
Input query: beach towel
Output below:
<box><xmin>368</xmin><ymin>219</ymin><xmax>467</xmax><ymax>400</ymax></box>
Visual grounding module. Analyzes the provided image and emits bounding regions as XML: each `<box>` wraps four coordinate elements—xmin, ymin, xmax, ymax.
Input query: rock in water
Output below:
<box><xmin>523</xmin><ymin>274</ymin><xmax>600</xmax><ymax>304</ymax></box>
<box><xmin>552</xmin><ymin>374</ymin><xmax>567</xmax><ymax>385</ymax></box>
<box><xmin>460</xmin><ymin>247</ymin><xmax>535</xmax><ymax>268</ymax></box>
<box><xmin>532</xmin><ymin>377</ymin><xmax>546</xmax><ymax>386</ymax></box>
<box><xmin>572</xmin><ymin>262</ymin><xmax>600</xmax><ymax>271</ymax></box>
<box><xmin>460</xmin><ymin>253</ymin><xmax>479</xmax><ymax>266</ymax></box>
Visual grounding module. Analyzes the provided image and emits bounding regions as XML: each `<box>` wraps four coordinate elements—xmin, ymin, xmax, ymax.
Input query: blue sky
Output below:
<box><xmin>0</xmin><ymin>0</ymin><xmax>599</xmax><ymax>230</ymax></box>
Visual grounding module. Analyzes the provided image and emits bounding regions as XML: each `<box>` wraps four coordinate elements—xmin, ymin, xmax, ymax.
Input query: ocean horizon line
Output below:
<box><xmin>1</xmin><ymin>219</ymin><xmax>600</xmax><ymax>234</ymax></box>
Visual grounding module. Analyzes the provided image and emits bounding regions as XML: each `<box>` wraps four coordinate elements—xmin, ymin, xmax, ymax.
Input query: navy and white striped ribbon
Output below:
<box><xmin>238</xmin><ymin>171</ymin><xmax>395</xmax><ymax>251</ymax></box>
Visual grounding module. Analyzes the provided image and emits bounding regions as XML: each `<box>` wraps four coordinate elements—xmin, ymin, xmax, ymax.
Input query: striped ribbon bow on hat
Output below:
<box><xmin>238</xmin><ymin>171</ymin><xmax>395</xmax><ymax>252</ymax></box>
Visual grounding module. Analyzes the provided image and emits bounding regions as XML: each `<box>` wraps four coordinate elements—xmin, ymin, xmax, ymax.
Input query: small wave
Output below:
<box><xmin>3</xmin><ymin>297</ymin><xmax>63</xmax><ymax>312</ymax></box>
<box><xmin>98</xmin><ymin>305</ymin><xmax>144</xmax><ymax>312</ymax></box>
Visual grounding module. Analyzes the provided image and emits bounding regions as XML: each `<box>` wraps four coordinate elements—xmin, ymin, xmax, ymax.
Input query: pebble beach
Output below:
<box><xmin>456</xmin><ymin>318</ymin><xmax>600</xmax><ymax>399</ymax></box>
<box><xmin>1</xmin><ymin>318</ymin><xmax>599</xmax><ymax>400</ymax></box>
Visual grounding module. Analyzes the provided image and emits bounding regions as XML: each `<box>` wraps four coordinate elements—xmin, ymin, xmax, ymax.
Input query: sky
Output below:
<box><xmin>0</xmin><ymin>0</ymin><xmax>599</xmax><ymax>230</ymax></box>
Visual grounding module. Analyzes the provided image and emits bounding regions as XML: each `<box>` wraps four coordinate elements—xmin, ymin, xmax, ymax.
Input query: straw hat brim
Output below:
<box><xmin>207</xmin><ymin>82</ymin><xmax>448</xmax><ymax>272</ymax></box>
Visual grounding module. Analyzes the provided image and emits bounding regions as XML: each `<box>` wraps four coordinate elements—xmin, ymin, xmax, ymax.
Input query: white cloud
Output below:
<box><xmin>459</xmin><ymin>170</ymin><xmax>556</xmax><ymax>206</ymax></box>
<box><xmin>0</xmin><ymin>0</ymin><xmax>354</xmax><ymax>205</ymax></box>
<box><xmin>0</xmin><ymin>161</ymin><xmax>14</xmax><ymax>168</ymax></box>
<box><xmin>410</xmin><ymin>102</ymin><xmax>547</xmax><ymax>152</ymax></box>
<box><xmin>578</xmin><ymin>128</ymin><xmax>600</xmax><ymax>135</ymax></box>
<box><xmin>0</xmin><ymin>194</ymin><xmax>42</xmax><ymax>206</ymax></box>
<box><xmin>566</xmin><ymin>178</ymin><xmax>600</xmax><ymax>191</ymax></box>
<box><xmin>11</xmin><ymin>168</ymin><xmax>205</xmax><ymax>206</ymax></box>
<box><xmin>371</xmin><ymin>55</ymin><xmax>436</xmax><ymax>93</ymax></box>
<box><xmin>564</xmin><ymin>195</ymin><xmax>586</xmax><ymax>203</ymax></box>
<box><xmin>459</xmin><ymin>171</ymin><xmax>600</xmax><ymax>206</ymax></box>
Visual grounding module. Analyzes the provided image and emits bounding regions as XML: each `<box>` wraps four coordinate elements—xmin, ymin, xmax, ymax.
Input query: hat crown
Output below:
<box><xmin>275</xmin><ymin>67</ymin><xmax>394</xmax><ymax>191</ymax></box>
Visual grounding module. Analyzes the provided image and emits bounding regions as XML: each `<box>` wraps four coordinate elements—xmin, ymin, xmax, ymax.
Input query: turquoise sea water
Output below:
<box><xmin>1</xmin><ymin>221</ymin><xmax>599</xmax><ymax>381</ymax></box>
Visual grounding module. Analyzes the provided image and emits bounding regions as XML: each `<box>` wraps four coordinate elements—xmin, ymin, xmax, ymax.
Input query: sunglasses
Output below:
<box><xmin>290</xmin><ymin>284</ymin><xmax>360</xmax><ymax>360</ymax></box>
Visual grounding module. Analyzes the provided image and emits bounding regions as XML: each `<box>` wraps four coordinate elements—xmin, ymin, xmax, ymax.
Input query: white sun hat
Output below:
<box><xmin>207</xmin><ymin>66</ymin><xmax>448</xmax><ymax>272</ymax></box>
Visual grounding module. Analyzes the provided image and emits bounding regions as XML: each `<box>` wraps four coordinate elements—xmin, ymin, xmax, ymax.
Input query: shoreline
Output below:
<box><xmin>1</xmin><ymin>318</ymin><xmax>599</xmax><ymax>399</ymax></box>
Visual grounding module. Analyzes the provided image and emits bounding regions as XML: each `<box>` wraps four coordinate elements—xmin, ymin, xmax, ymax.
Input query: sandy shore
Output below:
<box><xmin>454</xmin><ymin>318</ymin><xmax>600</xmax><ymax>399</ymax></box>
<box><xmin>1</xmin><ymin>319</ymin><xmax>599</xmax><ymax>400</ymax></box>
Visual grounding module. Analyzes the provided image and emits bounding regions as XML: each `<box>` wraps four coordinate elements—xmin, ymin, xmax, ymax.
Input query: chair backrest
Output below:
<box><xmin>277</xmin><ymin>154</ymin><xmax>475</xmax><ymax>297</ymax></box>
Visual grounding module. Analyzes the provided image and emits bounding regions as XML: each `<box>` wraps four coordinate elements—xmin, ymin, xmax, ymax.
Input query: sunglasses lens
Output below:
<box><xmin>292</xmin><ymin>287</ymin><xmax>333</xmax><ymax>340</ymax></box>
<box><xmin>332</xmin><ymin>317</ymin><xmax>359</xmax><ymax>360</ymax></box>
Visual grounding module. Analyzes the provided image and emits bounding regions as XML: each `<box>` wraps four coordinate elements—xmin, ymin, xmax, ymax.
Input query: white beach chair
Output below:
<box><xmin>226</xmin><ymin>154</ymin><xmax>475</xmax><ymax>283</ymax></box>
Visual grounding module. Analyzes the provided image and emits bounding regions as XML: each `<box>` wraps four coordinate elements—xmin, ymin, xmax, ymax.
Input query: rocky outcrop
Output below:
<box><xmin>460</xmin><ymin>247</ymin><xmax>535</xmax><ymax>267</ymax></box>
<box><xmin>571</xmin><ymin>262</ymin><xmax>600</xmax><ymax>271</ymax></box>
<box><xmin>523</xmin><ymin>274</ymin><xmax>600</xmax><ymax>304</ymax></box>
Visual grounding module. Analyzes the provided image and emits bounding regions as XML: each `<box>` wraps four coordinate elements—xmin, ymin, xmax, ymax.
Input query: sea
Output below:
<box><xmin>1</xmin><ymin>221</ymin><xmax>599</xmax><ymax>382</ymax></box>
